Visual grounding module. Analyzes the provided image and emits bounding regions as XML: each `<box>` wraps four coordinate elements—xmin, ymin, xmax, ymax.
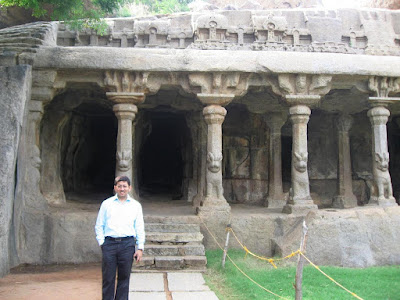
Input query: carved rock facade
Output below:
<box><xmin>1</xmin><ymin>8</ymin><xmax>400</xmax><ymax>274</ymax></box>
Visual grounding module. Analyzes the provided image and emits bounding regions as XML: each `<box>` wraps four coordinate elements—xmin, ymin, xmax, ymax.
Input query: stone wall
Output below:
<box><xmin>0</xmin><ymin>65</ymin><xmax>31</xmax><ymax>276</ymax></box>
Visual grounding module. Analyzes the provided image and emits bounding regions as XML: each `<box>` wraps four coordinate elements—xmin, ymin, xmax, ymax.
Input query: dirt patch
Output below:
<box><xmin>0</xmin><ymin>263</ymin><xmax>102</xmax><ymax>300</ymax></box>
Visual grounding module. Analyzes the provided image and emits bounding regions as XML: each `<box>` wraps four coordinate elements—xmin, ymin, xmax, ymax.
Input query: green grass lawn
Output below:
<box><xmin>203</xmin><ymin>249</ymin><xmax>400</xmax><ymax>300</ymax></box>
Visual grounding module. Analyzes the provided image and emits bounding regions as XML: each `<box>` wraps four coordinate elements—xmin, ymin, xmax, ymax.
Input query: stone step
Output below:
<box><xmin>144</xmin><ymin>215</ymin><xmax>200</xmax><ymax>224</ymax></box>
<box><xmin>145</xmin><ymin>223</ymin><xmax>200</xmax><ymax>233</ymax></box>
<box><xmin>146</xmin><ymin>232</ymin><xmax>203</xmax><ymax>244</ymax></box>
<box><xmin>145</xmin><ymin>244</ymin><xmax>205</xmax><ymax>256</ymax></box>
<box><xmin>133</xmin><ymin>256</ymin><xmax>207</xmax><ymax>270</ymax></box>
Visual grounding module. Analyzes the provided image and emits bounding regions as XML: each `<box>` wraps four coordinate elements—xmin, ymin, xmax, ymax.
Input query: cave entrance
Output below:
<box><xmin>138</xmin><ymin>109</ymin><xmax>191</xmax><ymax>199</ymax></box>
<box><xmin>60</xmin><ymin>101</ymin><xmax>117</xmax><ymax>200</ymax></box>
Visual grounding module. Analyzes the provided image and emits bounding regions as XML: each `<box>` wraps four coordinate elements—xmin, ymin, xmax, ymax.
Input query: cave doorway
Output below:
<box><xmin>138</xmin><ymin>109</ymin><xmax>192</xmax><ymax>199</ymax></box>
<box><xmin>60</xmin><ymin>102</ymin><xmax>117</xmax><ymax>199</ymax></box>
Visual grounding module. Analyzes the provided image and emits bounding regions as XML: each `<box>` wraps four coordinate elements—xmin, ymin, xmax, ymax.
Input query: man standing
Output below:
<box><xmin>95</xmin><ymin>176</ymin><xmax>145</xmax><ymax>300</ymax></box>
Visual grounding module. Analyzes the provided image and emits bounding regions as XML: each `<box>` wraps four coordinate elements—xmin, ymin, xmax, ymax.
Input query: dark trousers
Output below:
<box><xmin>102</xmin><ymin>237</ymin><xmax>136</xmax><ymax>300</ymax></box>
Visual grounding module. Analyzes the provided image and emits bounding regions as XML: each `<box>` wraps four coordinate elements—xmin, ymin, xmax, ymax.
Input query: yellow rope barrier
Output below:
<box><xmin>228</xmin><ymin>224</ymin><xmax>366</xmax><ymax>300</ymax></box>
<box><xmin>199</xmin><ymin>216</ymin><xmax>289</xmax><ymax>299</ymax></box>
<box><xmin>299</xmin><ymin>252</ymin><xmax>364</xmax><ymax>300</ymax></box>
<box><xmin>201</xmin><ymin>219</ymin><xmax>365</xmax><ymax>300</ymax></box>
<box><xmin>229</xmin><ymin>227</ymin><xmax>300</xmax><ymax>268</ymax></box>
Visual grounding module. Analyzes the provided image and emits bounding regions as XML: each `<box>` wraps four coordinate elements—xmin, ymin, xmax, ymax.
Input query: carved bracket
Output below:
<box><xmin>104</xmin><ymin>70</ymin><xmax>161</xmax><ymax>95</ymax></box>
<box><xmin>187</xmin><ymin>72</ymin><xmax>250</xmax><ymax>101</ymax></box>
<box><xmin>267</xmin><ymin>74</ymin><xmax>332</xmax><ymax>98</ymax></box>
<box><xmin>368</xmin><ymin>76</ymin><xmax>400</xmax><ymax>98</ymax></box>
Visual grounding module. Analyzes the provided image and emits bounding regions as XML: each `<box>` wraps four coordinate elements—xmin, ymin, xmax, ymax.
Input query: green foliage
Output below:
<box><xmin>0</xmin><ymin>0</ymin><xmax>130</xmax><ymax>33</ymax></box>
<box><xmin>135</xmin><ymin>0</ymin><xmax>192</xmax><ymax>14</ymax></box>
<box><xmin>204</xmin><ymin>249</ymin><xmax>400</xmax><ymax>300</ymax></box>
<box><xmin>0</xmin><ymin>0</ymin><xmax>194</xmax><ymax>33</ymax></box>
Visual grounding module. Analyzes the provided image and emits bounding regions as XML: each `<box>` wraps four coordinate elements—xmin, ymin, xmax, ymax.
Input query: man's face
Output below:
<box><xmin>114</xmin><ymin>181</ymin><xmax>131</xmax><ymax>199</ymax></box>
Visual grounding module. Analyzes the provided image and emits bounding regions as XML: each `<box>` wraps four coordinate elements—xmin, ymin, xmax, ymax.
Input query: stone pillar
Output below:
<box><xmin>283</xmin><ymin>104</ymin><xmax>317</xmax><ymax>214</ymax></box>
<box><xmin>113</xmin><ymin>103</ymin><xmax>137</xmax><ymax>180</ymax></box>
<box><xmin>26</xmin><ymin>101</ymin><xmax>47</xmax><ymax>208</ymax></box>
<box><xmin>332</xmin><ymin>114</ymin><xmax>358</xmax><ymax>208</ymax></box>
<box><xmin>200</xmin><ymin>105</ymin><xmax>230</xmax><ymax>212</ymax></box>
<box><xmin>107</xmin><ymin>93</ymin><xmax>145</xmax><ymax>192</ymax></box>
<box><xmin>367</xmin><ymin>100</ymin><xmax>398</xmax><ymax>206</ymax></box>
<box><xmin>264</xmin><ymin>113</ymin><xmax>286</xmax><ymax>208</ymax></box>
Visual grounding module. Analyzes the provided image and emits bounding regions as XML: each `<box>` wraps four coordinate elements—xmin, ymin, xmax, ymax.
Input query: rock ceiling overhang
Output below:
<box><xmin>33</xmin><ymin>47</ymin><xmax>400</xmax><ymax>76</ymax></box>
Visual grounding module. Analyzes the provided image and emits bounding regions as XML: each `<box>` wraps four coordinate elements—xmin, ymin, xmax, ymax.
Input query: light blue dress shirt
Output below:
<box><xmin>95</xmin><ymin>195</ymin><xmax>145</xmax><ymax>250</ymax></box>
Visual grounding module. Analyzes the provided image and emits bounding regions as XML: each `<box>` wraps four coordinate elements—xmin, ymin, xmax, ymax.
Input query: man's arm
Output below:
<box><xmin>134</xmin><ymin>203</ymin><xmax>145</xmax><ymax>261</ymax></box>
<box><xmin>95</xmin><ymin>202</ymin><xmax>106</xmax><ymax>246</ymax></box>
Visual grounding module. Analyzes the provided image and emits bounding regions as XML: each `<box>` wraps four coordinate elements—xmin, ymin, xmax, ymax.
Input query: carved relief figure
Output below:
<box><xmin>372</xmin><ymin>152</ymin><xmax>395</xmax><ymax>201</ymax></box>
<box><xmin>209</xmin><ymin>21</ymin><xmax>217</xmax><ymax>40</ymax></box>
<box><xmin>294</xmin><ymin>152</ymin><xmax>307</xmax><ymax>173</ymax></box>
<box><xmin>117</xmin><ymin>150</ymin><xmax>132</xmax><ymax>172</ymax></box>
<box><xmin>206</xmin><ymin>152</ymin><xmax>224</xmax><ymax>199</ymax></box>
<box><xmin>291</xmin><ymin>151</ymin><xmax>310</xmax><ymax>200</ymax></box>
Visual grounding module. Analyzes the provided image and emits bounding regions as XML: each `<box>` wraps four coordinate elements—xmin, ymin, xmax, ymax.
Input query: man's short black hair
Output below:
<box><xmin>114</xmin><ymin>176</ymin><xmax>131</xmax><ymax>186</ymax></box>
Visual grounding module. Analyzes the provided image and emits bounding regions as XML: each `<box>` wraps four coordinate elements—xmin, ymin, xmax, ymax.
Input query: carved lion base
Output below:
<box><xmin>367</xmin><ymin>196</ymin><xmax>398</xmax><ymax>207</ymax></box>
<box><xmin>196</xmin><ymin>196</ymin><xmax>231</xmax><ymax>215</ymax></box>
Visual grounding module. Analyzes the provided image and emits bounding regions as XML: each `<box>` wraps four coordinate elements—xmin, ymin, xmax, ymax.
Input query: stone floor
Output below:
<box><xmin>0</xmin><ymin>264</ymin><xmax>219</xmax><ymax>300</ymax></box>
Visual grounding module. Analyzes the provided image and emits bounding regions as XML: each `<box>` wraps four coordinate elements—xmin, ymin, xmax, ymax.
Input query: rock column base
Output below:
<box><xmin>332</xmin><ymin>195</ymin><xmax>358</xmax><ymax>209</ymax></box>
<box><xmin>282</xmin><ymin>203</ymin><xmax>317</xmax><ymax>214</ymax></box>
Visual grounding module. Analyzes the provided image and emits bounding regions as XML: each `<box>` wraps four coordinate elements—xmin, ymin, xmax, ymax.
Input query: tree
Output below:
<box><xmin>135</xmin><ymin>0</ymin><xmax>192</xmax><ymax>14</ymax></box>
<box><xmin>0</xmin><ymin>0</ymin><xmax>132</xmax><ymax>32</ymax></box>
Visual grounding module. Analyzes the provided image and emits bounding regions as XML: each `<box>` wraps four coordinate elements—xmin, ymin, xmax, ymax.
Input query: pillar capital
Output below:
<box><xmin>335</xmin><ymin>114</ymin><xmax>353</xmax><ymax>133</ymax></box>
<box><xmin>367</xmin><ymin>106</ymin><xmax>390</xmax><ymax>126</ymax></box>
<box><xmin>285</xmin><ymin>95</ymin><xmax>321</xmax><ymax>107</ymax></box>
<box><xmin>369</xmin><ymin>96</ymin><xmax>400</xmax><ymax>108</ymax></box>
<box><xmin>264</xmin><ymin>112</ymin><xmax>286</xmax><ymax>132</ymax></box>
<box><xmin>107</xmin><ymin>92</ymin><xmax>146</xmax><ymax>105</ymax></box>
<box><xmin>289</xmin><ymin>105</ymin><xmax>311</xmax><ymax>125</ymax></box>
<box><xmin>113</xmin><ymin>103</ymin><xmax>138</xmax><ymax>120</ymax></box>
<box><xmin>197</xmin><ymin>93</ymin><xmax>235</xmax><ymax>106</ymax></box>
<box><xmin>203</xmin><ymin>105</ymin><xmax>227</xmax><ymax>125</ymax></box>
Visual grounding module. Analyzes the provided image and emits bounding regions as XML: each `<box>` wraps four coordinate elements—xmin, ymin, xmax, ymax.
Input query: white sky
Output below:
<box><xmin>321</xmin><ymin>0</ymin><xmax>365</xmax><ymax>9</ymax></box>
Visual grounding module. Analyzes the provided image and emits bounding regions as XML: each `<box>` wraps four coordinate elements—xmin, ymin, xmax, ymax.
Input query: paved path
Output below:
<box><xmin>0</xmin><ymin>264</ymin><xmax>219</xmax><ymax>300</ymax></box>
<box><xmin>130</xmin><ymin>272</ymin><xmax>219</xmax><ymax>300</ymax></box>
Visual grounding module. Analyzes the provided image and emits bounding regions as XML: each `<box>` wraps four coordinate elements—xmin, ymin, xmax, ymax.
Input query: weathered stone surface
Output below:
<box><xmin>0</xmin><ymin>65</ymin><xmax>31</xmax><ymax>276</ymax></box>
<box><xmin>146</xmin><ymin>232</ymin><xmax>204</xmax><ymax>243</ymax></box>
<box><xmin>145</xmin><ymin>223</ymin><xmax>200</xmax><ymax>233</ymax></box>
<box><xmin>272</xmin><ymin>207</ymin><xmax>400</xmax><ymax>267</ymax></box>
<box><xmin>155</xmin><ymin>256</ymin><xmax>184</xmax><ymax>269</ymax></box>
<box><xmin>46</xmin><ymin>211</ymin><xmax>101</xmax><ymax>263</ymax></box>
<box><xmin>144</xmin><ymin>244</ymin><xmax>205</xmax><ymax>256</ymax></box>
<box><xmin>33</xmin><ymin>47</ymin><xmax>400</xmax><ymax>75</ymax></box>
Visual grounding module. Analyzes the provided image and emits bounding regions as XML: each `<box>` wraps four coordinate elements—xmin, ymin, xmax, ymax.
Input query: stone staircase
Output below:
<box><xmin>133</xmin><ymin>216</ymin><xmax>207</xmax><ymax>271</ymax></box>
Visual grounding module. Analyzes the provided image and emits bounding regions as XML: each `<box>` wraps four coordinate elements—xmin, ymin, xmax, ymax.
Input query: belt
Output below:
<box><xmin>105</xmin><ymin>236</ymin><xmax>134</xmax><ymax>242</ymax></box>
